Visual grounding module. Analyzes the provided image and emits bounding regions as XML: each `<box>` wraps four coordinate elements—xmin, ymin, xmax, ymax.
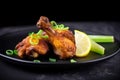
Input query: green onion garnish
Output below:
<box><xmin>28</xmin><ymin>32</ymin><xmax>34</xmax><ymax>36</ymax></box>
<box><xmin>29</xmin><ymin>37</ymin><xmax>39</xmax><ymax>45</ymax></box>
<box><xmin>33</xmin><ymin>59</ymin><xmax>41</xmax><ymax>63</ymax></box>
<box><xmin>49</xmin><ymin>58</ymin><xmax>56</xmax><ymax>62</ymax></box>
<box><xmin>6</xmin><ymin>49</ymin><xmax>18</xmax><ymax>56</ymax></box>
<box><xmin>6</xmin><ymin>50</ymin><xmax>14</xmax><ymax>56</ymax></box>
<box><xmin>41</xmin><ymin>35</ymin><xmax>49</xmax><ymax>39</ymax></box>
<box><xmin>29</xmin><ymin>30</ymin><xmax>48</xmax><ymax>45</ymax></box>
<box><xmin>70</xmin><ymin>59</ymin><xmax>77</xmax><ymax>63</ymax></box>
<box><xmin>13</xmin><ymin>49</ymin><xmax>18</xmax><ymax>55</ymax></box>
<box><xmin>51</xmin><ymin>21</ymin><xmax>69</xmax><ymax>30</ymax></box>
<box><xmin>37</xmin><ymin>29</ymin><xmax>43</xmax><ymax>36</ymax></box>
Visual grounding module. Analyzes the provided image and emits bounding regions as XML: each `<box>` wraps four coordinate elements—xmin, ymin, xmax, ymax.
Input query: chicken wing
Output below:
<box><xmin>36</xmin><ymin>16</ymin><xmax>76</xmax><ymax>59</ymax></box>
<box><xmin>15</xmin><ymin>31</ymin><xmax>49</xmax><ymax>58</ymax></box>
<box><xmin>37</xmin><ymin>17</ymin><xmax>75</xmax><ymax>43</ymax></box>
<box><xmin>50</xmin><ymin>21</ymin><xmax>75</xmax><ymax>43</ymax></box>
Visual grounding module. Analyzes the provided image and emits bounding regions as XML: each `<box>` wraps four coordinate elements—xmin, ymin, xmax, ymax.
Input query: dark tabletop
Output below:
<box><xmin>0</xmin><ymin>53</ymin><xmax>120</xmax><ymax>80</ymax></box>
<box><xmin>0</xmin><ymin>22</ymin><xmax>120</xmax><ymax>80</ymax></box>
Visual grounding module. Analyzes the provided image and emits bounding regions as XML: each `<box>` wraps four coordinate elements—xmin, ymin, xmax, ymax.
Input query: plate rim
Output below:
<box><xmin>0</xmin><ymin>25</ymin><xmax>120</xmax><ymax>65</ymax></box>
<box><xmin>0</xmin><ymin>47</ymin><xmax>120</xmax><ymax>65</ymax></box>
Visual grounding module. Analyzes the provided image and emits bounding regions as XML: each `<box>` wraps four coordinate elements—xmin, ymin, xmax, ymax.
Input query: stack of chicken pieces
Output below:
<box><xmin>15</xmin><ymin>16</ymin><xmax>76</xmax><ymax>59</ymax></box>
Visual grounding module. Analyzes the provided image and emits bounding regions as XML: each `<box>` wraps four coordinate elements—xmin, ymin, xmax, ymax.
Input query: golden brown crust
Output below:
<box><xmin>15</xmin><ymin>36</ymin><xmax>49</xmax><ymax>58</ymax></box>
<box><xmin>36</xmin><ymin>16</ymin><xmax>76</xmax><ymax>59</ymax></box>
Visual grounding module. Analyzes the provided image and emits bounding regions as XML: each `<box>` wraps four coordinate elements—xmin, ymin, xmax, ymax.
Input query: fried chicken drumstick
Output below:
<box><xmin>15</xmin><ymin>30</ymin><xmax>49</xmax><ymax>58</ymax></box>
<box><xmin>37</xmin><ymin>16</ymin><xmax>76</xmax><ymax>59</ymax></box>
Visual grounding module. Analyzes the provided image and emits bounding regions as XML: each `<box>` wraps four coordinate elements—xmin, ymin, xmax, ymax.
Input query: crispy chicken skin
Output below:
<box><xmin>15</xmin><ymin>36</ymin><xmax>49</xmax><ymax>58</ymax></box>
<box><xmin>55</xmin><ymin>29</ymin><xmax>75</xmax><ymax>43</ymax></box>
<box><xmin>37</xmin><ymin>16</ymin><xmax>75</xmax><ymax>43</ymax></box>
<box><xmin>37</xmin><ymin>16</ymin><xmax>76</xmax><ymax>59</ymax></box>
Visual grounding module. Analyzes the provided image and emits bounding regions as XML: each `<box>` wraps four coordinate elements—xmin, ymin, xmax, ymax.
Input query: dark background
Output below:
<box><xmin>0</xmin><ymin>15</ymin><xmax>120</xmax><ymax>27</ymax></box>
<box><xmin>0</xmin><ymin>1</ymin><xmax>120</xmax><ymax>27</ymax></box>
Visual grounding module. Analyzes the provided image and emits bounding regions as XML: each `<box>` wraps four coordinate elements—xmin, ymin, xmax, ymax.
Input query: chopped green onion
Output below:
<box><xmin>59</xmin><ymin>24</ymin><xmax>64</xmax><ymax>29</ymax></box>
<box><xmin>37</xmin><ymin>30</ymin><xmax>43</xmax><ymax>36</ymax></box>
<box><xmin>51</xmin><ymin>21</ymin><xmax>57</xmax><ymax>26</ymax></box>
<box><xmin>6</xmin><ymin>50</ymin><xmax>13</xmax><ymax>56</ymax></box>
<box><xmin>33</xmin><ymin>59</ymin><xmax>41</xmax><ymax>63</ymax></box>
<box><xmin>62</xmin><ymin>27</ymin><xmax>69</xmax><ymax>30</ymax></box>
<box><xmin>13</xmin><ymin>50</ymin><xmax>18</xmax><ymax>55</ymax></box>
<box><xmin>29</xmin><ymin>37</ymin><xmax>39</xmax><ymax>45</ymax></box>
<box><xmin>29</xmin><ymin>30</ymin><xmax>49</xmax><ymax>45</ymax></box>
<box><xmin>41</xmin><ymin>35</ymin><xmax>49</xmax><ymax>39</ymax></box>
<box><xmin>89</xmin><ymin>35</ymin><xmax>114</xmax><ymax>43</ymax></box>
<box><xmin>70</xmin><ymin>59</ymin><xmax>77</xmax><ymax>63</ymax></box>
<box><xmin>28</xmin><ymin>32</ymin><xmax>34</xmax><ymax>36</ymax></box>
<box><xmin>50</xmin><ymin>21</ymin><xmax>69</xmax><ymax>30</ymax></box>
<box><xmin>30</xmin><ymin>33</ymin><xmax>40</xmax><ymax>39</ymax></box>
<box><xmin>49</xmin><ymin>58</ymin><xmax>56</xmax><ymax>62</ymax></box>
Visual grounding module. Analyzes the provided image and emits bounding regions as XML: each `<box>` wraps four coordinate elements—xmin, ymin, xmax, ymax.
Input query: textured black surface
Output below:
<box><xmin>0</xmin><ymin>22</ymin><xmax>120</xmax><ymax>80</ymax></box>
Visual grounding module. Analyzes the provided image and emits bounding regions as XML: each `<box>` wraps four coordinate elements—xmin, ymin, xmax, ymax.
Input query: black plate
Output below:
<box><xmin>0</xmin><ymin>22</ymin><xmax>120</xmax><ymax>67</ymax></box>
